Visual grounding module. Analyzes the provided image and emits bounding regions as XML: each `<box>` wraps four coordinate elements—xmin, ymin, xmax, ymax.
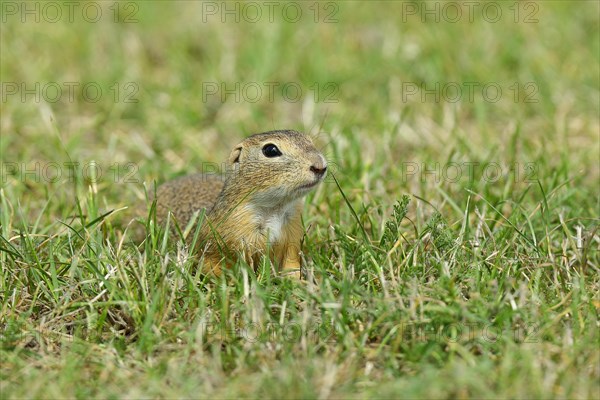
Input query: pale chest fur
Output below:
<box><xmin>247</xmin><ymin>200</ymin><xmax>300</xmax><ymax>244</ymax></box>
<box><xmin>203</xmin><ymin>197</ymin><xmax>304</xmax><ymax>260</ymax></box>
<box><xmin>200</xmin><ymin>197</ymin><xmax>305</xmax><ymax>272</ymax></box>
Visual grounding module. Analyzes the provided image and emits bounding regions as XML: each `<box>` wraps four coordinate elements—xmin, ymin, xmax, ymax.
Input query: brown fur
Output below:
<box><xmin>154</xmin><ymin>174</ymin><xmax>224</xmax><ymax>226</ymax></box>
<box><xmin>141</xmin><ymin>130</ymin><xmax>327</xmax><ymax>278</ymax></box>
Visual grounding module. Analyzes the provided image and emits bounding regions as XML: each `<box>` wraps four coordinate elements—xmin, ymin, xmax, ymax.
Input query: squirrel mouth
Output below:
<box><xmin>298</xmin><ymin>179</ymin><xmax>321</xmax><ymax>191</ymax></box>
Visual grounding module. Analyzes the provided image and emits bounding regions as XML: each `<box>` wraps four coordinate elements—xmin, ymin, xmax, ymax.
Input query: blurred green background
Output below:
<box><xmin>2</xmin><ymin>1</ymin><xmax>598</xmax><ymax>212</ymax></box>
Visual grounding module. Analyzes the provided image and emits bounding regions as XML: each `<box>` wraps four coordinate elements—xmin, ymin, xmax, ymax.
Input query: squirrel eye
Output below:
<box><xmin>262</xmin><ymin>144</ymin><xmax>282</xmax><ymax>158</ymax></box>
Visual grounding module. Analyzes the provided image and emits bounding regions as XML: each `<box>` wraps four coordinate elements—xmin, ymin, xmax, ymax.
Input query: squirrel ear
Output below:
<box><xmin>228</xmin><ymin>146</ymin><xmax>242</xmax><ymax>164</ymax></box>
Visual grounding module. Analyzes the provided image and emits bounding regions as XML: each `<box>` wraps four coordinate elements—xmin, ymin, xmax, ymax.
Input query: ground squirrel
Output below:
<box><xmin>146</xmin><ymin>130</ymin><xmax>327</xmax><ymax>278</ymax></box>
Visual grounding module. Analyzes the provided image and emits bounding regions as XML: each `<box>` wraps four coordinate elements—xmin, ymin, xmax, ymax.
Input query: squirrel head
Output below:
<box><xmin>224</xmin><ymin>130</ymin><xmax>327</xmax><ymax>208</ymax></box>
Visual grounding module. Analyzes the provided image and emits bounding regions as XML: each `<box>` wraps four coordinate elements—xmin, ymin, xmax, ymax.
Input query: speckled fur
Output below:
<box><xmin>152</xmin><ymin>130</ymin><xmax>327</xmax><ymax>277</ymax></box>
<box><xmin>154</xmin><ymin>174</ymin><xmax>224</xmax><ymax>226</ymax></box>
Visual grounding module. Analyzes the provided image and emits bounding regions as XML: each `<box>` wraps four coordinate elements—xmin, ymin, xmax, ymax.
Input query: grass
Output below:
<box><xmin>1</xmin><ymin>1</ymin><xmax>599</xmax><ymax>398</ymax></box>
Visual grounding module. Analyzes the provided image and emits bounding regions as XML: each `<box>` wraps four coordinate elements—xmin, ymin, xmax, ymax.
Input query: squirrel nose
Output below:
<box><xmin>310</xmin><ymin>154</ymin><xmax>327</xmax><ymax>177</ymax></box>
<box><xmin>310</xmin><ymin>164</ymin><xmax>327</xmax><ymax>177</ymax></box>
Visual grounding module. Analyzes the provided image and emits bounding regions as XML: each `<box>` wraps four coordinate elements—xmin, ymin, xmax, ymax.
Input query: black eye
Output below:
<box><xmin>262</xmin><ymin>144</ymin><xmax>282</xmax><ymax>158</ymax></box>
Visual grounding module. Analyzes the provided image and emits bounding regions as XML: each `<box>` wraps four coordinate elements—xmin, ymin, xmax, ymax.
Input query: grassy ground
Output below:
<box><xmin>1</xmin><ymin>1</ymin><xmax>599</xmax><ymax>398</ymax></box>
